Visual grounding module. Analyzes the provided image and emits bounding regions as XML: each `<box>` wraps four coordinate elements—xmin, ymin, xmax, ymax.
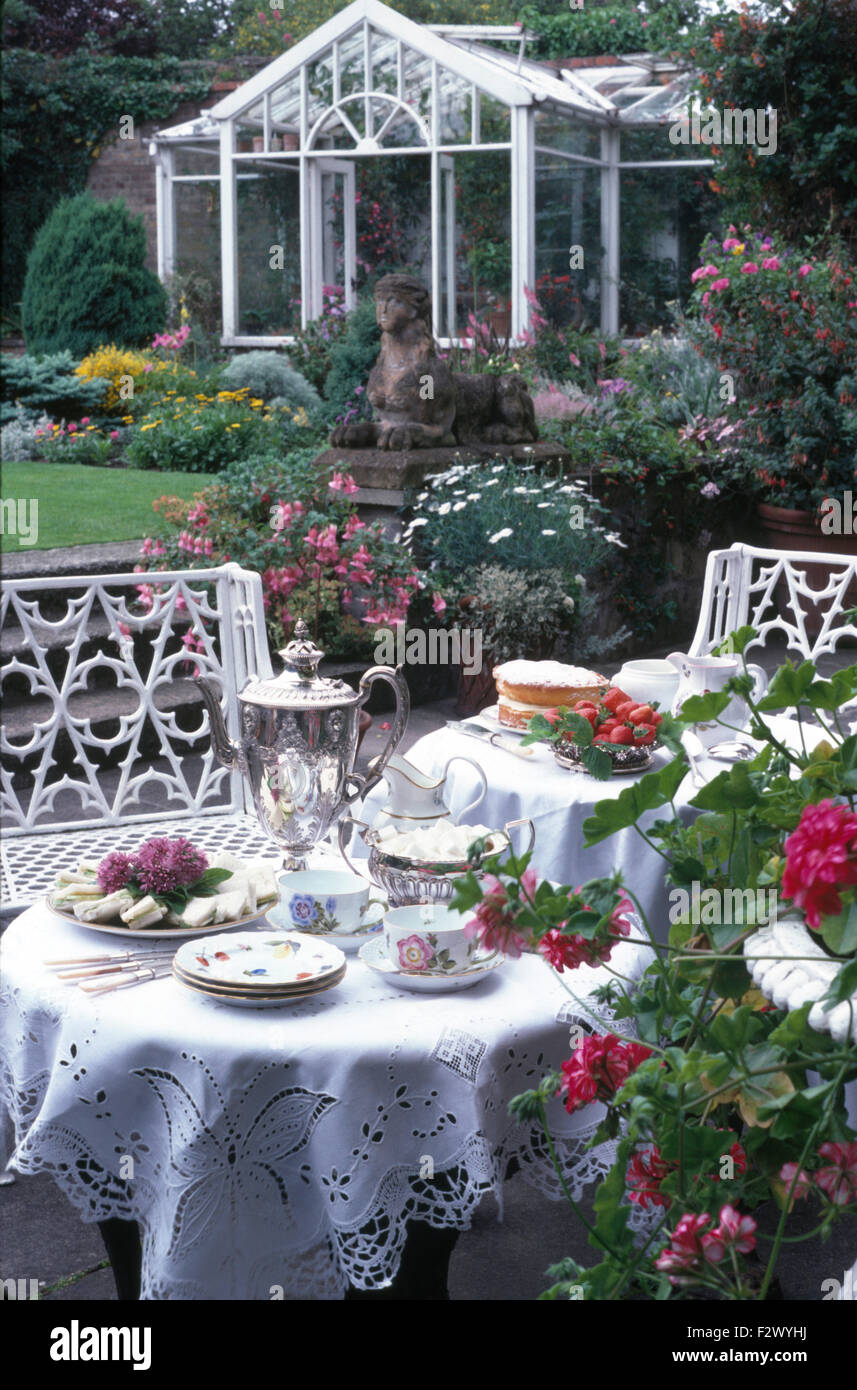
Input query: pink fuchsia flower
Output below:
<box><xmin>815</xmin><ymin>1142</ymin><xmax>857</xmax><ymax>1206</ymax></box>
<box><xmin>761</xmin><ymin>257</ymin><xmax>781</xmax><ymax>270</ymax></box>
<box><xmin>463</xmin><ymin>869</ymin><xmax>538</xmax><ymax>959</ymax></box>
<box><xmin>710</xmin><ymin>277</ymin><xmax>730</xmax><ymax>292</ymax></box>
<box><xmin>97</xmin><ymin>851</ymin><xmax>136</xmax><ymax>893</ymax></box>
<box><xmin>654</xmin><ymin>1214</ymin><xmax>712</xmax><ymax>1279</ymax></box>
<box><xmin>134</xmin><ymin>837</ymin><xmax>208</xmax><ymax>895</ymax></box>
<box><xmin>568</xmin><ymin>351</ymin><xmax>581</xmax><ymax>367</ymax></box>
<box><xmin>741</xmin><ymin>263</ymin><xmax>760</xmax><ymax>274</ymax></box>
<box><xmin>701</xmin><ymin>1205</ymin><xmax>757</xmax><ymax>1263</ymax></box>
<box><xmin>779</xmin><ymin>1161</ymin><xmax>812</xmax><ymax>1200</ymax></box>
<box><xmin>396</xmin><ymin>934</ymin><xmax>433</xmax><ymax>971</ymax></box>
<box><xmin>558</xmin><ymin>1033</ymin><xmax>652</xmax><ymax>1114</ymax></box>
<box><xmin>798</xmin><ymin>264</ymin><xmax>812</xmax><ymax>277</ymax></box>
<box><xmin>432</xmin><ymin>593</ymin><xmax>446</xmax><ymax>615</ymax></box>
<box><xmin>627</xmin><ymin>1145</ymin><xmax>672</xmax><ymax>1209</ymax></box>
<box><xmin>781</xmin><ymin>799</ymin><xmax>857</xmax><ymax>928</ymax></box>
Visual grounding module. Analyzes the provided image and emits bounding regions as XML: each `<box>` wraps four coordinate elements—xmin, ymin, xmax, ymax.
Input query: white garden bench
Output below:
<box><xmin>690</xmin><ymin>542</ymin><xmax>857</xmax><ymax>663</ymax></box>
<box><xmin>1</xmin><ymin>563</ymin><xmax>278</xmax><ymax>911</ymax></box>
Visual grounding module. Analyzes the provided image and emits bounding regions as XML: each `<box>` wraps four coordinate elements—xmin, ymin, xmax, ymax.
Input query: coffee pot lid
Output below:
<box><xmin>240</xmin><ymin>620</ymin><xmax>363</xmax><ymax>709</ymax></box>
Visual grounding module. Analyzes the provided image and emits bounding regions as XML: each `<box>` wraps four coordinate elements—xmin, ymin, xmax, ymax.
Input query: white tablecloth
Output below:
<box><xmin>0</xmin><ymin>900</ymin><xmax>653</xmax><ymax>1300</ymax></box>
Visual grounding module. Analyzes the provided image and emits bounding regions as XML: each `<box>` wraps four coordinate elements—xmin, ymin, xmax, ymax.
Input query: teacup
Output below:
<box><xmin>271</xmin><ymin>869</ymin><xmax>385</xmax><ymax>937</ymax></box>
<box><xmin>383</xmin><ymin>904</ymin><xmax>482</xmax><ymax>975</ymax></box>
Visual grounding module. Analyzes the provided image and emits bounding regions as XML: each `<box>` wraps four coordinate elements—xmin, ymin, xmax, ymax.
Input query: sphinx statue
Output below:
<box><xmin>329</xmin><ymin>274</ymin><xmax>538</xmax><ymax>451</ymax></box>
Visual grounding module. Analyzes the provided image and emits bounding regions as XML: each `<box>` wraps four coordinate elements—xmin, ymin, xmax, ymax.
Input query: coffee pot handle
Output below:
<box><xmin>337</xmin><ymin>815</ymin><xmax>374</xmax><ymax>882</ymax></box>
<box><xmin>345</xmin><ymin>666</ymin><xmax>410</xmax><ymax>805</ymax></box>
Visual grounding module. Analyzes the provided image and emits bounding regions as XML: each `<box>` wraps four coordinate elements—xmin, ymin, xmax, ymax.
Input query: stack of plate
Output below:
<box><xmin>172</xmin><ymin>931</ymin><xmax>346</xmax><ymax>1008</ymax></box>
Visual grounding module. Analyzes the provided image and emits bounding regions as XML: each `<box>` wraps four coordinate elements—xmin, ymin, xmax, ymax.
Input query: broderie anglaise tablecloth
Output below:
<box><xmin>0</xmin><ymin>905</ymin><xmax>653</xmax><ymax>1299</ymax></box>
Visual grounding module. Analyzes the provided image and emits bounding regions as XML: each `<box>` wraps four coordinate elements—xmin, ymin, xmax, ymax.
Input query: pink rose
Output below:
<box><xmin>741</xmin><ymin>263</ymin><xmax>759</xmax><ymax>274</ymax></box>
<box><xmin>396</xmin><ymin>934</ymin><xmax>433</xmax><ymax>972</ymax></box>
<box><xmin>798</xmin><ymin>264</ymin><xmax>812</xmax><ymax>277</ymax></box>
<box><xmin>761</xmin><ymin>257</ymin><xmax>781</xmax><ymax>270</ymax></box>
<box><xmin>710</xmin><ymin>277</ymin><xmax>730</xmax><ymax>292</ymax></box>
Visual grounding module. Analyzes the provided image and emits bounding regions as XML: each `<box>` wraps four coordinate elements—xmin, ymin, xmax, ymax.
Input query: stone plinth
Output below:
<box><xmin>314</xmin><ymin>441</ymin><xmax>588</xmax><ymax>511</ymax></box>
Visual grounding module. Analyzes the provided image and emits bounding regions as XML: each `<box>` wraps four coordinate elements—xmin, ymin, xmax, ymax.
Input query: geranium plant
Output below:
<box><xmin>452</xmin><ymin>628</ymin><xmax>857</xmax><ymax>1300</ymax></box>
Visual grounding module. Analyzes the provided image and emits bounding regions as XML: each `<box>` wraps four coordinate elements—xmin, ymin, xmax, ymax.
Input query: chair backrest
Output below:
<box><xmin>1</xmin><ymin>563</ymin><xmax>271</xmax><ymax>835</ymax></box>
<box><xmin>689</xmin><ymin>543</ymin><xmax>857</xmax><ymax>661</ymax></box>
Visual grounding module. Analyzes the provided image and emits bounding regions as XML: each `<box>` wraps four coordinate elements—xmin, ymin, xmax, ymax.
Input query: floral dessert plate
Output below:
<box><xmin>358</xmin><ymin>936</ymin><xmax>505</xmax><ymax>993</ymax></box>
<box><xmin>173</xmin><ymin>931</ymin><xmax>346</xmax><ymax>989</ymax></box>
<box><xmin>171</xmin><ymin>962</ymin><xmax>346</xmax><ymax>1009</ymax></box>
<box><xmin>45</xmin><ymin>897</ymin><xmax>265</xmax><ymax>940</ymax></box>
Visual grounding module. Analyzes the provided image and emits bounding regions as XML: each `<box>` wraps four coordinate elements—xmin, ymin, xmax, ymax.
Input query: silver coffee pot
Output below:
<box><xmin>196</xmin><ymin>620</ymin><xmax>410</xmax><ymax>870</ymax></box>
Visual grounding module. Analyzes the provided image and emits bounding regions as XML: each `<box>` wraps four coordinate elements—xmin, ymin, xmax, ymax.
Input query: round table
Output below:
<box><xmin>0</xmin><ymin>896</ymin><xmax>652</xmax><ymax>1300</ymax></box>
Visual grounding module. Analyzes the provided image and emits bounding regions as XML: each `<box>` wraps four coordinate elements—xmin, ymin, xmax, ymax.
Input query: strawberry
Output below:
<box><xmin>576</xmin><ymin>708</ymin><xmax>599</xmax><ymax>730</ymax></box>
<box><xmin>574</xmin><ymin>698</ymin><xmax>598</xmax><ymax>711</ymax></box>
<box><xmin>602</xmin><ymin>687</ymin><xmax>631</xmax><ymax>714</ymax></box>
<box><xmin>609</xmin><ymin>726</ymin><xmax>634</xmax><ymax>745</ymax></box>
<box><xmin>628</xmin><ymin>704</ymin><xmax>655</xmax><ymax>725</ymax></box>
<box><xmin>633</xmin><ymin>724</ymin><xmax>656</xmax><ymax>746</ymax></box>
<box><xmin>650</xmin><ymin>710</ymin><xmax>663</xmax><ymax>727</ymax></box>
<box><xmin>542</xmin><ymin>708</ymin><xmax>563</xmax><ymax>725</ymax></box>
<box><xmin>593</xmin><ymin>733</ymin><xmax>612</xmax><ymax>744</ymax></box>
<box><xmin>615</xmin><ymin>701</ymin><xmax>637</xmax><ymax>720</ymax></box>
<box><xmin>597</xmin><ymin>718</ymin><xmax>620</xmax><ymax>734</ymax></box>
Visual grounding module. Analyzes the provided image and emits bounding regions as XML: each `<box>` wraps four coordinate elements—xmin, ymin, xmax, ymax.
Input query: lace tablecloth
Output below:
<box><xmin>0</xmin><ymin>904</ymin><xmax>653</xmax><ymax>1300</ymax></box>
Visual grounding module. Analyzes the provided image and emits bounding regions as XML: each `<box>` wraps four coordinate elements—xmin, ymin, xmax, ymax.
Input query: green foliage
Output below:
<box><xmin>0</xmin><ymin>351</ymin><xmax>110</xmax><ymax>425</ymax></box>
<box><xmin>323</xmin><ymin>295</ymin><xmax>380</xmax><ymax>423</ymax></box>
<box><xmin>522</xmin><ymin>2</ymin><xmax>699</xmax><ymax>61</ymax></box>
<box><xmin>124</xmin><ymin>395</ymin><xmax>279</xmax><ymax>474</ymax></box>
<box><xmin>1</xmin><ymin>50</ymin><xmax>212</xmax><ymax>320</ymax></box>
<box><xmin>1</xmin><ymin>407</ymin><xmax>51</xmax><ymax>461</ymax></box>
<box><xmin>21</xmin><ymin>194</ymin><xmax>168</xmax><ymax>357</ymax></box>
<box><xmin>220</xmin><ymin>351</ymin><xmax>321</xmax><ymax>411</ymax></box>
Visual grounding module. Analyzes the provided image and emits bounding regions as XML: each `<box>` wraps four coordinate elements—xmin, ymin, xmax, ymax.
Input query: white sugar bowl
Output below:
<box><xmin>613</xmin><ymin>659</ymin><xmax>680</xmax><ymax>711</ymax></box>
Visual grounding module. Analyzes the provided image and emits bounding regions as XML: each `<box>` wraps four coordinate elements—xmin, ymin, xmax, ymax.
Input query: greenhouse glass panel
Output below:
<box><xmin>535</xmin><ymin>155</ymin><xmax>601</xmax><ymax>330</ymax></box>
<box><xmin>618</xmin><ymin>166</ymin><xmax>717</xmax><ymax>332</ymax></box>
<box><xmin>236</xmin><ymin>166</ymin><xmax>300</xmax><ymax>335</ymax></box>
<box><xmin>453</xmin><ymin>149</ymin><xmax>511</xmax><ymax>336</ymax></box>
<box><xmin>270</xmin><ymin>74</ymin><xmax>301</xmax><ymax>132</ymax></box>
<box><xmin>173</xmin><ymin>146</ymin><xmax>220</xmax><ymax>177</ymax></box>
<box><xmin>437</xmin><ymin>67</ymin><xmax>471</xmax><ymax>144</ymax></box>
<box><xmin>534</xmin><ymin>109</ymin><xmax>601</xmax><ymax>163</ymax></box>
<box><xmin>477</xmin><ymin>93</ymin><xmax>510</xmax><ymax>144</ymax></box>
<box><xmin>621</xmin><ymin>126</ymin><xmax>692</xmax><ymax>165</ymax></box>
<box><xmin>337</xmin><ymin>29</ymin><xmax>365</xmax><ymax>98</ymax></box>
<box><xmin>372</xmin><ymin>98</ymin><xmax>426</xmax><ymax>148</ymax></box>
<box><xmin>307</xmin><ymin>56</ymin><xmax>335</xmax><ymax>131</ymax></box>
<box><xmin>402</xmin><ymin>46</ymin><xmax>432</xmax><ymax>131</ymax></box>
<box><xmin>369</xmin><ymin>28</ymin><xmax>399</xmax><ymax>95</ymax></box>
<box><xmin>174</xmin><ymin>182</ymin><xmax>221</xmax><ymax>298</ymax></box>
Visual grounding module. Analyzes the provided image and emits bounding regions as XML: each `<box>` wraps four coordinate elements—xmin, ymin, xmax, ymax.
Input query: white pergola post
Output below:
<box><xmin>299</xmin><ymin>64</ymin><xmax>311</xmax><ymax>330</ymax></box>
<box><xmin>154</xmin><ymin>147</ymin><xmax>176</xmax><ymax>282</ymax></box>
<box><xmin>219</xmin><ymin>120</ymin><xmax>238</xmax><ymax>341</ymax></box>
<box><xmin>600</xmin><ymin>126</ymin><xmax>620</xmax><ymax>336</ymax></box>
<box><xmin>430</xmin><ymin>59</ymin><xmax>441</xmax><ymax>339</ymax></box>
<box><xmin>511</xmin><ymin>104</ymin><xmax>534</xmax><ymax>339</ymax></box>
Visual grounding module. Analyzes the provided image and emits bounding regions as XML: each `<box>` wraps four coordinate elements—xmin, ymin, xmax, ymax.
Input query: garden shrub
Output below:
<box><xmin>323</xmin><ymin>295</ymin><xmax>380</xmax><ymax>424</ymax></box>
<box><xmin>21</xmin><ymin>193</ymin><xmax>168</xmax><ymax>357</ymax></box>
<box><xmin>0</xmin><ymin>351</ymin><xmax>110</xmax><ymax>425</ymax></box>
<box><xmin>124</xmin><ymin>387</ymin><xmax>280</xmax><ymax>474</ymax></box>
<box><xmin>1</xmin><ymin>409</ymin><xmax>51</xmax><ymax>461</ymax></box>
<box><xmin>287</xmin><ymin>285</ymin><xmax>349</xmax><ymax>395</ymax></box>
<box><xmin>220</xmin><ymin>351</ymin><xmax>321</xmax><ymax>411</ymax></box>
<box><xmin>74</xmin><ymin>343</ymin><xmax>150</xmax><ymax>413</ymax></box>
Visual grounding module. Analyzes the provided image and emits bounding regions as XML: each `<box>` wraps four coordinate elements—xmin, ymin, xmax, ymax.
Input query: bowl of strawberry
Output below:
<box><xmin>522</xmin><ymin>686</ymin><xmax>664</xmax><ymax>779</ymax></box>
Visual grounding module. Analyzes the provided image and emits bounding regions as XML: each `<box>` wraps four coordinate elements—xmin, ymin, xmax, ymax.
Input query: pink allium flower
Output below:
<box><xmin>798</xmin><ymin>264</ymin><xmax>812</xmax><ymax>277</ymax></box>
<box><xmin>558</xmin><ymin>1033</ymin><xmax>652</xmax><ymax>1114</ymax></box>
<box><xmin>654</xmin><ymin>1214</ymin><xmax>712</xmax><ymax>1279</ymax></box>
<box><xmin>97</xmin><ymin>851</ymin><xmax>135</xmax><ymax>893</ymax></box>
<box><xmin>710</xmin><ymin>277</ymin><xmax>730</xmax><ymax>292</ymax></box>
<box><xmin>627</xmin><ymin>1145</ymin><xmax>672</xmax><ymax>1209</ymax></box>
<box><xmin>779</xmin><ymin>1161</ymin><xmax>812</xmax><ymax>1200</ymax></box>
<box><xmin>815</xmin><ymin>1142</ymin><xmax>857</xmax><ymax>1206</ymax></box>
<box><xmin>134</xmin><ymin>837</ymin><xmax>208</xmax><ymax>895</ymax></box>
<box><xmin>781</xmin><ymin>799</ymin><xmax>857</xmax><ymax>928</ymax></box>
<box><xmin>701</xmin><ymin>1205</ymin><xmax>757</xmax><ymax>1263</ymax></box>
<box><xmin>463</xmin><ymin>870</ymin><xmax>538</xmax><ymax>959</ymax></box>
<box><xmin>741</xmin><ymin>262</ymin><xmax>759</xmax><ymax>274</ymax></box>
<box><xmin>761</xmin><ymin>257</ymin><xmax>781</xmax><ymax>270</ymax></box>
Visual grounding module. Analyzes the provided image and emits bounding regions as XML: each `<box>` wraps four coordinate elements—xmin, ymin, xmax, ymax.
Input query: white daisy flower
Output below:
<box><xmin>541</xmin><ymin>529</ymin><xmax>557</xmax><ymax>536</ymax></box>
<box><xmin>437</xmin><ymin>502</ymin><xmax>451</xmax><ymax>516</ymax></box>
<box><xmin>488</xmin><ymin>528</ymin><xmax>513</xmax><ymax>544</ymax></box>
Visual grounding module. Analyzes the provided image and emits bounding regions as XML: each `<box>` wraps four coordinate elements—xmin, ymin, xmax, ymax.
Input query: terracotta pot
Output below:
<box><xmin>236</xmin><ymin>139</ymin><xmax>252</xmax><ymax>153</ymax></box>
<box><xmin>281</xmin><ymin>132</ymin><xmax>299</xmax><ymax>151</ymax></box>
<box><xmin>490</xmin><ymin>307</ymin><xmax>511</xmax><ymax>339</ymax></box>
<box><xmin>252</xmin><ymin>136</ymin><xmax>265</xmax><ymax>152</ymax></box>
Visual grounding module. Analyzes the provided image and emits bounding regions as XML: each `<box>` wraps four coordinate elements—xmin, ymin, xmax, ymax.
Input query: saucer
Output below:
<box><xmin>264</xmin><ymin>908</ymin><xmax>383</xmax><ymax>952</ymax></box>
<box><xmin>358</xmin><ymin>936</ymin><xmax>505</xmax><ymax>992</ymax></box>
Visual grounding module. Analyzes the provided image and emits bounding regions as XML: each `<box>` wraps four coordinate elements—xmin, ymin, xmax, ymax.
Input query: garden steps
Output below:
<box><xmin>2</xmin><ymin>540</ymin><xmax>143</xmax><ymax>583</ymax></box>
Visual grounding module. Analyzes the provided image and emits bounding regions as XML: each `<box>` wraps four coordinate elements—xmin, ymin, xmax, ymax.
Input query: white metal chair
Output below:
<box><xmin>1</xmin><ymin>563</ymin><xmax>277</xmax><ymax>910</ymax></box>
<box><xmin>689</xmin><ymin>542</ymin><xmax>857</xmax><ymax>662</ymax></box>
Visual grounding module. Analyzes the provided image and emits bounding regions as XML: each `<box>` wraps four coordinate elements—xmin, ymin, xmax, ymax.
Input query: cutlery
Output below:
<box><xmin>45</xmin><ymin>948</ymin><xmax>177</xmax><ymax>967</ymax></box>
<box><xmin>55</xmin><ymin>954</ymin><xmax>176</xmax><ymax>981</ymax></box>
<box><xmin>78</xmin><ymin>965</ymin><xmax>174</xmax><ymax>995</ymax></box>
<box><xmin>445</xmin><ymin>721</ymin><xmax>534</xmax><ymax>759</ymax></box>
<box><xmin>705</xmin><ymin>739</ymin><xmax>757</xmax><ymax>762</ymax></box>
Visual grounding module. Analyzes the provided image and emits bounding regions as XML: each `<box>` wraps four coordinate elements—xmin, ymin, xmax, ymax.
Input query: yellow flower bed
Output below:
<box><xmin>74</xmin><ymin>344</ymin><xmax>151</xmax><ymax>412</ymax></box>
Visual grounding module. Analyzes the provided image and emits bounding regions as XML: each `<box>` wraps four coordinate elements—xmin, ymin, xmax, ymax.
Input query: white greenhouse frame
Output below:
<box><xmin>150</xmin><ymin>0</ymin><xmax>716</xmax><ymax>345</ymax></box>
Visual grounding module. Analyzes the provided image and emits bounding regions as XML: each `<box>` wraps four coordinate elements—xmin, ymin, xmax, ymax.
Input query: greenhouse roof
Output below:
<box><xmin>204</xmin><ymin>0</ymin><xmax>697</xmax><ymax>130</ymax></box>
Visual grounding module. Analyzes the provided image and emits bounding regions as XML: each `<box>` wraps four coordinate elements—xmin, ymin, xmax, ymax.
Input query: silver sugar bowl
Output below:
<box><xmin>196</xmin><ymin>620</ymin><xmax>410</xmax><ymax>870</ymax></box>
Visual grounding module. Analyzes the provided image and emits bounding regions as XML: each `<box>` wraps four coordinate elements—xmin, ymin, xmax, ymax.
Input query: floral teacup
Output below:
<box><xmin>383</xmin><ymin>904</ymin><xmax>482</xmax><ymax>975</ymax></box>
<box><xmin>272</xmin><ymin>869</ymin><xmax>385</xmax><ymax>937</ymax></box>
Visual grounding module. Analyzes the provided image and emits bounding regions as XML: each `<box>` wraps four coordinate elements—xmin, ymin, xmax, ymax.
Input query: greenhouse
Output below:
<box><xmin>149</xmin><ymin>0</ymin><xmax>715</xmax><ymax>345</ymax></box>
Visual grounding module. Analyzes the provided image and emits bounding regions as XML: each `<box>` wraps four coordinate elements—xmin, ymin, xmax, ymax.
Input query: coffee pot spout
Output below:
<box><xmin>194</xmin><ymin>676</ymin><xmax>240</xmax><ymax>768</ymax></box>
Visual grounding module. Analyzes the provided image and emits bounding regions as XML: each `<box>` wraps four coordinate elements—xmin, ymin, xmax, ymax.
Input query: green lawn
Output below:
<box><xmin>1</xmin><ymin>463</ymin><xmax>204</xmax><ymax>551</ymax></box>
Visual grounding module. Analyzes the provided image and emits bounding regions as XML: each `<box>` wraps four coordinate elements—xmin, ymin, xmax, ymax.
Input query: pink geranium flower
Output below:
<box><xmin>464</xmin><ymin>870</ymin><xmax>538</xmax><ymax>959</ymax></box>
<box><xmin>558</xmin><ymin>1033</ymin><xmax>652</xmax><ymax>1114</ymax></box>
<box><xmin>761</xmin><ymin>257</ymin><xmax>781</xmax><ymax>270</ymax></box>
<box><xmin>779</xmin><ymin>1161</ymin><xmax>812</xmax><ymax>1200</ymax></box>
<box><xmin>701</xmin><ymin>1205</ymin><xmax>757</xmax><ymax>1263</ymax></box>
<box><xmin>741</xmin><ymin>262</ymin><xmax>760</xmax><ymax>274</ymax></box>
<box><xmin>710</xmin><ymin>277</ymin><xmax>730</xmax><ymax>292</ymax></box>
<box><xmin>781</xmin><ymin>799</ymin><xmax>857</xmax><ymax>928</ymax></box>
<box><xmin>815</xmin><ymin>1142</ymin><xmax>857</xmax><ymax>1206</ymax></box>
<box><xmin>798</xmin><ymin>264</ymin><xmax>812</xmax><ymax>277</ymax></box>
<box><xmin>654</xmin><ymin>1214</ymin><xmax>711</xmax><ymax>1278</ymax></box>
<box><xmin>627</xmin><ymin>1145</ymin><xmax>672</xmax><ymax>1209</ymax></box>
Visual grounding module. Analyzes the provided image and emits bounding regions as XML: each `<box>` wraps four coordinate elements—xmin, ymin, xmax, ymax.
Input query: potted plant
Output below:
<box><xmin>448</xmin><ymin>624</ymin><xmax>857</xmax><ymax>1299</ymax></box>
<box><xmin>688</xmin><ymin>228</ymin><xmax>857</xmax><ymax>556</ymax></box>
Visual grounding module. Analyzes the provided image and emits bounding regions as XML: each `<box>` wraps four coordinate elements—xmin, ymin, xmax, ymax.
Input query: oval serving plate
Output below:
<box><xmin>45</xmin><ymin>895</ymin><xmax>268</xmax><ymax>940</ymax></box>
